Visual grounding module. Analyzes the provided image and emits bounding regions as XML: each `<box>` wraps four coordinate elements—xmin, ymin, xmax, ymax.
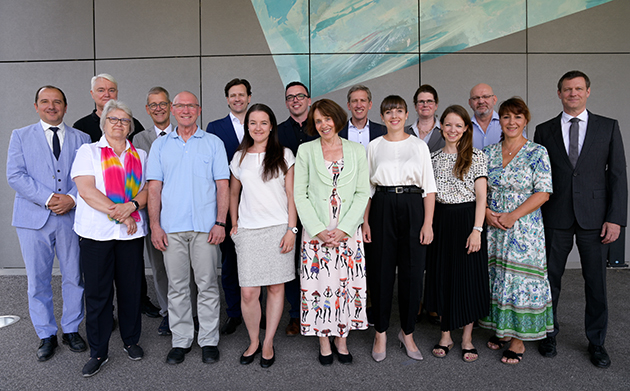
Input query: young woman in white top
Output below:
<box><xmin>229</xmin><ymin>104</ymin><xmax>297</xmax><ymax>369</ymax></box>
<box><xmin>363</xmin><ymin>95</ymin><xmax>437</xmax><ymax>362</ymax></box>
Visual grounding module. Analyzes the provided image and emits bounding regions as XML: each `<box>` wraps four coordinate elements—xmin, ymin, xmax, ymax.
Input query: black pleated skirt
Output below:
<box><xmin>424</xmin><ymin>202</ymin><xmax>490</xmax><ymax>331</ymax></box>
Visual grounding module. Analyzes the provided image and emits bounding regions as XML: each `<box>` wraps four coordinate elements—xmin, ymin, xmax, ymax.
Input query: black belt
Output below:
<box><xmin>375</xmin><ymin>185</ymin><xmax>424</xmax><ymax>194</ymax></box>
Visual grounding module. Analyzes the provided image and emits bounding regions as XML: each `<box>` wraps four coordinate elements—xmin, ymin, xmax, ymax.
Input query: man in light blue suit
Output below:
<box><xmin>6</xmin><ymin>86</ymin><xmax>91</xmax><ymax>361</ymax></box>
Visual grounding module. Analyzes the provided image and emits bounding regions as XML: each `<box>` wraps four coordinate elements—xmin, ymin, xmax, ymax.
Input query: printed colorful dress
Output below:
<box><xmin>300</xmin><ymin>159</ymin><xmax>368</xmax><ymax>337</ymax></box>
<box><xmin>478</xmin><ymin>140</ymin><xmax>554</xmax><ymax>340</ymax></box>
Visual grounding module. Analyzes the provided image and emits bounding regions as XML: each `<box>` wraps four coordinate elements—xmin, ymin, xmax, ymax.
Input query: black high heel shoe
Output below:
<box><xmin>331</xmin><ymin>338</ymin><xmax>353</xmax><ymax>365</ymax></box>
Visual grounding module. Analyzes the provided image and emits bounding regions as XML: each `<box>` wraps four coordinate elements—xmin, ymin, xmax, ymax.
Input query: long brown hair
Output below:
<box><xmin>440</xmin><ymin>105</ymin><xmax>473</xmax><ymax>181</ymax></box>
<box><xmin>237</xmin><ymin>103</ymin><xmax>288</xmax><ymax>182</ymax></box>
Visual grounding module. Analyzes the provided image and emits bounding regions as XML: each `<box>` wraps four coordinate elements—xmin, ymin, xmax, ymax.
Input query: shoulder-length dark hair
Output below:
<box><xmin>237</xmin><ymin>103</ymin><xmax>288</xmax><ymax>182</ymax></box>
<box><xmin>306</xmin><ymin>99</ymin><xmax>347</xmax><ymax>137</ymax></box>
<box><xmin>440</xmin><ymin>105</ymin><xmax>473</xmax><ymax>181</ymax></box>
<box><xmin>498</xmin><ymin>97</ymin><xmax>531</xmax><ymax>141</ymax></box>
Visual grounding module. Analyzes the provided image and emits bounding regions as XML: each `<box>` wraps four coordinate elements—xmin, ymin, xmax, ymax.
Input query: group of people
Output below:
<box><xmin>7</xmin><ymin>70</ymin><xmax>625</xmax><ymax>377</ymax></box>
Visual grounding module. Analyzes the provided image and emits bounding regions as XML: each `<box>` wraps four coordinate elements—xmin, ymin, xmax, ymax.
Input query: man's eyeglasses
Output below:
<box><xmin>470</xmin><ymin>94</ymin><xmax>494</xmax><ymax>102</ymax></box>
<box><xmin>285</xmin><ymin>94</ymin><xmax>308</xmax><ymax>102</ymax></box>
<box><xmin>172</xmin><ymin>103</ymin><xmax>200</xmax><ymax>110</ymax></box>
<box><xmin>106</xmin><ymin>117</ymin><xmax>132</xmax><ymax>126</ymax></box>
<box><xmin>148</xmin><ymin>102</ymin><xmax>169</xmax><ymax>110</ymax></box>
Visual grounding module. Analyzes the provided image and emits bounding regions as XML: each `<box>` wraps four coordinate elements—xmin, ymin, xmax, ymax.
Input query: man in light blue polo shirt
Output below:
<box><xmin>468</xmin><ymin>83</ymin><xmax>502</xmax><ymax>150</ymax></box>
<box><xmin>146</xmin><ymin>91</ymin><xmax>229</xmax><ymax>366</ymax></box>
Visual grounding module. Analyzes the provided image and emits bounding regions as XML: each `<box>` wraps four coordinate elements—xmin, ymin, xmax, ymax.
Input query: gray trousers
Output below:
<box><xmin>164</xmin><ymin>231</ymin><xmax>220</xmax><ymax>348</ymax></box>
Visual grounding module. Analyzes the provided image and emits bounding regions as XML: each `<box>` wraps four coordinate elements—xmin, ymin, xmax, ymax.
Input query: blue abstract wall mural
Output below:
<box><xmin>251</xmin><ymin>0</ymin><xmax>614</xmax><ymax>97</ymax></box>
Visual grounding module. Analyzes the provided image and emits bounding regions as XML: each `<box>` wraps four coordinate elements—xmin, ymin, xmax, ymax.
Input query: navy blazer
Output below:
<box><xmin>206</xmin><ymin>115</ymin><xmax>240</xmax><ymax>162</ymax></box>
<box><xmin>7</xmin><ymin>122</ymin><xmax>90</xmax><ymax>229</ymax></box>
<box><xmin>534</xmin><ymin>111</ymin><xmax>627</xmax><ymax>229</ymax></box>
<box><xmin>339</xmin><ymin>120</ymin><xmax>387</xmax><ymax>142</ymax></box>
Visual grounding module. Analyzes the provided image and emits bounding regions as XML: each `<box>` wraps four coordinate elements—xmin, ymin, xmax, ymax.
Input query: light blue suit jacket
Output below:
<box><xmin>7</xmin><ymin>122</ymin><xmax>90</xmax><ymax>230</ymax></box>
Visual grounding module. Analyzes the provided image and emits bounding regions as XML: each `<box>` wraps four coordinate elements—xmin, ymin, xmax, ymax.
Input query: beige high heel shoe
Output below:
<box><xmin>398</xmin><ymin>330</ymin><xmax>423</xmax><ymax>360</ymax></box>
<box><xmin>371</xmin><ymin>333</ymin><xmax>387</xmax><ymax>362</ymax></box>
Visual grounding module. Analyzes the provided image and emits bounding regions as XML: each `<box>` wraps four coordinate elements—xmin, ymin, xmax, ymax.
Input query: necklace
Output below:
<box><xmin>504</xmin><ymin>138</ymin><xmax>526</xmax><ymax>156</ymax></box>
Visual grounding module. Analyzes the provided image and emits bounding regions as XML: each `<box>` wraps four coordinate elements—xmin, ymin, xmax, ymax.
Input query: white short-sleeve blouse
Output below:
<box><xmin>230</xmin><ymin>147</ymin><xmax>295</xmax><ymax>229</ymax></box>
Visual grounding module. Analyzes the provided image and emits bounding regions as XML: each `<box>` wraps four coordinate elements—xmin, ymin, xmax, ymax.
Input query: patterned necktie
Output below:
<box><xmin>50</xmin><ymin>127</ymin><xmax>61</xmax><ymax>160</ymax></box>
<box><xmin>569</xmin><ymin>118</ymin><xmax>579</xmax><ymax>168</ymax></box>
<box><xmin>159</xmin><ymin>131</ymin><xmax>166</xmax><ymax>137</ymax></box>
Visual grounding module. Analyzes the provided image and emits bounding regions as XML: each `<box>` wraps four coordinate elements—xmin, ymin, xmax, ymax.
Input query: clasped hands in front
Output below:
<box><xmin>316</xmin><ymin>228</ymin><xmax>348</xmax><ymax>247</ymax></box>
<box><xmin>485</xmin><ymin>208</ymin><xmax>517</xmax><ymax>231</ymax></box>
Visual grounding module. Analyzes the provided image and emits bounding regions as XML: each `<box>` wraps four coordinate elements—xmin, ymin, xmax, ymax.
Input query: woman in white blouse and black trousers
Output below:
<box><xmin>363</xmin><ymin>95</ymin><xmax>437</xmax><ymax>362</ymax></box>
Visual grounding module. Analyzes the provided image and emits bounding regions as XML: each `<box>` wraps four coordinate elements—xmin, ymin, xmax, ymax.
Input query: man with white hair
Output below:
<box><xmin>73</xmin><ymin>73</ymin><xmax>145</xmax><ymax>142</ymax></box>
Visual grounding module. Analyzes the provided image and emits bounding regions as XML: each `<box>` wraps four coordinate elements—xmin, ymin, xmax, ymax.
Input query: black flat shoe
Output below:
<box><xmin>37</xmin><ymin>335</ymin><xmax>58</xmax><ymax>362</ymax></box>
<box><xmin>331</xmin><ymin>340</ymin><xmax>353</xmax><ymax>364</ymax></box>
<box><xmin>588</xmin><ymin>343</ymin><xmax>611</xmax><ymax>368</ymax></box>
<box><xmin>166</xmin><ymin>347</ymin><xmax>191</xmax><ymax>365</ymax></box>
<box><xmin>240</xmin><ymin>344</ymin><xmax>262</xmax><ymax>365</ymax></box>
<box><xmin>62</xmin><ymin>332</ymin><xmax>87</xmax><ymax>352</ymax></box>
<box><xmin>538</xmin><ymin>336</ymin><xmax>557</xmax><ymax>358</ymax></box>
<box><xmin>260</xmin><ymin>348</ymin><xmax>275</xmax><ymax>368</ymax></box>
<box><xmin>319</xmin><ymin>351</ymin><xmax>333</xmax><ymax>366</ymax></box>
<box><xmin>220</xmin><ymin>316</ymin><xmax>242</xmax><ymax>335</ymax></box>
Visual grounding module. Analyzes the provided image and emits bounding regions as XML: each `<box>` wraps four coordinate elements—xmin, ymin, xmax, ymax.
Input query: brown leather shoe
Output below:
<box><xmin>285</xmin><ymin>318</ymin><xmax>300</xmax><ymax>336</ymax></box>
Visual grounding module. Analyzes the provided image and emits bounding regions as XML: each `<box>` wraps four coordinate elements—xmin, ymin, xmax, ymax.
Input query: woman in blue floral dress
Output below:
<box><xmin>478</xmin><ymin>97</ymin><xmax>554</xmax><ymax>365</ymax></box>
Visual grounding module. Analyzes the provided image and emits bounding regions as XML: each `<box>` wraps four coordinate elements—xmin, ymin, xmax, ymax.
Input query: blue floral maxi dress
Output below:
<box><xmin>478</xmin><ymin>141</ymin><xmax>554</xmax><ymax>340</ymax></box>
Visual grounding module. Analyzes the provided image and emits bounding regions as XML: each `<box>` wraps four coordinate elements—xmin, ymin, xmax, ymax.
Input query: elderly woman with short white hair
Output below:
<box><xmin>71</xmin><ymin>99</ymin><xmax>148</xmax><ymax>377</ymax></box>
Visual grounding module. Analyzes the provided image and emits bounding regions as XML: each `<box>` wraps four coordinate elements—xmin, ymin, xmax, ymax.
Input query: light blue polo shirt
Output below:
<box><xmin>146</xmin><ymin>126</ymin><xmax>230</xmax><ymax>234</ymax></box>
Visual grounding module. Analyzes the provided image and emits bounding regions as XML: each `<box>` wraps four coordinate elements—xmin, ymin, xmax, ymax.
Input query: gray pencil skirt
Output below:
<box><xmin>231</xmin><ymin>224</ymin><xmax>296</xmax><ymax>287</ymax></box>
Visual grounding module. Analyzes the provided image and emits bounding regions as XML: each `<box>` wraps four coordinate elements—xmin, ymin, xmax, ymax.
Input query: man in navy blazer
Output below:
<box><xmin>534</xmin><ymin>71</ymin><xmax>627</xmax><ymax>368</ymax></box>
<box><xmin>206</xmin><ymin>78</ymin><xmax>252</xmax><ymax>334</ymax></box>
<box><xmin>7</xmin><ymin>86</ymin><xmax>91</xmax><ymax>361</ymax></box>
<box><xmin>339</xmin><ymin>85</ymin><xmax>386</xmax><ymax>151</ymax></box>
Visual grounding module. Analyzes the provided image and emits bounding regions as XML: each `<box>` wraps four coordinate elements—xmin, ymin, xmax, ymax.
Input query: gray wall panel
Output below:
<box><xmin>0</xmin><ymin>0</ymin><xmax>93</xmax><ymax>61</ymax></box>
<box><xmin>94</xmin><ymin>0</ymin><xmax>200</xmax><ymax>58</ymax></box>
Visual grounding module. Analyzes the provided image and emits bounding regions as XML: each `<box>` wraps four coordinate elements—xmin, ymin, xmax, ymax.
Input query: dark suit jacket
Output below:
<box><xmin>534</xmin><ymin>111</ymin><xmax>627</xmax><ymax>230</ymax></box>
<box><xmin>405</xmin><ymin>124</ymin><xmax>445</xmax><ymax>152</ymax></box>
<box><xmin>206</xmin><ymin>115</ymin><xmax>239</xmax><ymax>162</ymax></box>
<box><xmin>73</xmin><ymin>109</ymin><xmax>144</xmax><ymax>142</ymax></box>
<box><xmin>339</xmin><ymin>120</ymin><xmax>387</xmax><ymax>142</ymax></box>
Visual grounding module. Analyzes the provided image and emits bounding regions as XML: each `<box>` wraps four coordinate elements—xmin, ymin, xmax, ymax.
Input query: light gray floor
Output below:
<box><xmin>0</xmin><ymin>269</ymin><xmax>628</xmax><ymax>390</ymax></box>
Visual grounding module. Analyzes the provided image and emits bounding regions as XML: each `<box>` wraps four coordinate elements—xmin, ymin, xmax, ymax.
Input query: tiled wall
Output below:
<box><xmin>1</xmin><ymin>0</ymin><xmax>628</xmax><ymax>268</ymax></box>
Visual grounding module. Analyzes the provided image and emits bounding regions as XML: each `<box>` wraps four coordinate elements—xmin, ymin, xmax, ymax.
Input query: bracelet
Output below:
<box><xmin>215</xmin><ymin>221</ymin><xmax>226</xmax><ymax>227</ymax></box>
<box><xmin>473</xmin><ymin>226</ymin><xmax>483</xmax><ymax>233</ymax></box>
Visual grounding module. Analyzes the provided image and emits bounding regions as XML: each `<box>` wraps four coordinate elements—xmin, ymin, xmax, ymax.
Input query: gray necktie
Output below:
<box><xmin>569</xmin><ymin>118</ymin><xmax>579</xmax><ymax>168</ymax></box>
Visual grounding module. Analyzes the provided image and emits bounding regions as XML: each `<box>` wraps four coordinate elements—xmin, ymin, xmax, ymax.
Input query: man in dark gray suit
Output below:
<box><xmin>534</xmin><ymin>70</ymin><xmax>627</xmax><ymax>368</ymax></box>
<box><xmin>134</xmin><ymin>86</ymin><xmax>174</xmax><ymax>336</ymax></box>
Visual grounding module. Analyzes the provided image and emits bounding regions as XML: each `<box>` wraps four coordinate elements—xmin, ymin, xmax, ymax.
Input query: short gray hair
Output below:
<box><xmin>91</xmin><ymin>73</ymin><xmax>118</xmax><ymax>91</ymax></box>
<box><xmin>347</xmin><ymin>84</ymin><xmax>372</xmax><ymax>103</ymax></box>
<box><xmin>100</xmin><ymin>100</ymin><xmax>134</xmax><ymax>135</ymax></box>
<box><xmin>146</xmin><ymin>86</ymin><xmax>170</xmax><ymax>104</ymax></box>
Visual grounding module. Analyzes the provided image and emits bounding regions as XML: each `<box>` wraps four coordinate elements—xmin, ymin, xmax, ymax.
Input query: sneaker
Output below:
<box><xmin>82</xmin><ymin>357</ymin><xmax>108</xmax><ymax>377</ymax></box>
<box><xmin>158</xmin><ymin>316</ymin><xmax>171</xmax><ymax>336</ymax></box>
<box><xmin>123</xmin><ymin>344</ymin><xmax>144</xmax><ymax>360</ymax></box>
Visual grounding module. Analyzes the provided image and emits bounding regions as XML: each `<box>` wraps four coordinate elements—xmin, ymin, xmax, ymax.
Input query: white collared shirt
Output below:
<box><xmin>347</xmin><ymin>119</ymin><xmax>371</xmax><ymax>150</ymax></box>
<box><xmin>229</xmin><ymin>112</ymin><xmax>245</xmax><ymax>143</ymax></box>
<box><xmin>561</xmin><ymin>109</ymin><xmax>588</xmax><ymax>155</ymax></box>
<box><xmin>154</xmin><ymin>123</ymin><xmax>173</xmax><ymax>138</ymax></box>
<box><xmin>71</xmin><ymin>135</ymin><xmax>148</xmax><ymax>241</ymax></box>
<box><xmin>41</xmin><ymin>120</ymin><xmax>66</xmax><ymax>150</ymax></box>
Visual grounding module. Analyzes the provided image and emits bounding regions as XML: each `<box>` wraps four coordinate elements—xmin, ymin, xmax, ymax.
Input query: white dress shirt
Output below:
<box><xmin>347</xmin><ymin>120</ymin><xmax>371</xmax><ymax>150</ymax></box>
<box><xmin>154</xmin><ymin>123</ymin><xmax>173</xmax><ymax>138</ymax></box>
<box><xmin>229</xmin><ymin>112</ymin><xmax>245</xmax><ymax>143</ymax></box>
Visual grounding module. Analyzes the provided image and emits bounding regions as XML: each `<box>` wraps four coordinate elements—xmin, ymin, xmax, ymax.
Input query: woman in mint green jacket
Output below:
<box><xmin>294</xmin><ymin>99</ymin><xmax>370</xmax><ymax>366</ymax></box>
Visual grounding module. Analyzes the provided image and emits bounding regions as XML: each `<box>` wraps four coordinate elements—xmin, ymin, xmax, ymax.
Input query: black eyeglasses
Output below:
<box><xmin>106</xmin><ymin>116</ymin><xmax>132</xmax><ymax>126</ymax></box>
<box><xmin>148</xmin><ymin>102</ymin><xmax>169</xmax><ymax>110</ymax></box>
<box><xmin>285</xmin><ymin>94</ymin><xmax>308</xmax><ymax>101</ymax></box>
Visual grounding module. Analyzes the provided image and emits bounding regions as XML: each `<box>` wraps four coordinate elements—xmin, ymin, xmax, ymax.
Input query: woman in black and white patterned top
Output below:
<box><xmin>423</xmin><ymin>105</ymin><xmax>489</xmax><ymax>363</ymax></box>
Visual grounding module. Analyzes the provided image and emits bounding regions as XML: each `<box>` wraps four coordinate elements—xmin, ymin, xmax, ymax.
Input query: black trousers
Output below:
<box><xmin>80</xmin><ymin>237</ymin><xmax>143</xmax><ymax>358</ymax></box>
<box><xmin>545</xmin><ymin>223</ymin><xmax>608</xmax><ymax>346</ymax></box>
<box><xmin>366</xmin><ymin>191</ymin><xmax>426</xmax><ymax>334</ymax></box>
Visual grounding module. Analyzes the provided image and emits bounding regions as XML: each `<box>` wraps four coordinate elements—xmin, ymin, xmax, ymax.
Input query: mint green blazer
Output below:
<box><xmin>294</xmin><ymin>138</ymin><xmax>369</xmax><ymax>238</ymax></box>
